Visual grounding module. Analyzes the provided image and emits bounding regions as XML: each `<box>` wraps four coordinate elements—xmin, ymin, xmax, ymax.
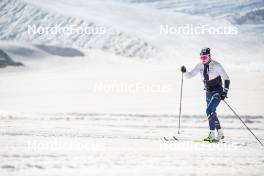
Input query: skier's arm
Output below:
<box><xmin>184</xmin><ymin>64</ymin><xmax>201</xmax><ymax>79</ymax></box>
<box><xmin>216</xmin><ymin>62</ymin><xmax>230</xmax><ymax>92</ymax></box>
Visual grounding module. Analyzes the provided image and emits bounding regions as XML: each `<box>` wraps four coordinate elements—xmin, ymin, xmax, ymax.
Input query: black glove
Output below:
<box><xmin>220</xmin><ymin>91</ymin><xmax>228</xmax><ymax>100</ymax></box>
<box><xmin>181</xmin><ymin>66</ymin><xmax>186</xmax><ymax>73</ymax></box>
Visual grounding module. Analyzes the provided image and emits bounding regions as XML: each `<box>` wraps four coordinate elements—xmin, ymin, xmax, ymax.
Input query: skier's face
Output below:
<box><xmin>200</xmin><ymin>55</ymin><xmax>210</xmax><ymax>64</ymax></box>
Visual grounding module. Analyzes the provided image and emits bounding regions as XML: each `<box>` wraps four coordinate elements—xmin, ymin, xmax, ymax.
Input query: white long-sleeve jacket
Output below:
<box><xmin>184</xmin><ymin>60</ymin><xmax>230</xmax><ymax>92</ymax></box>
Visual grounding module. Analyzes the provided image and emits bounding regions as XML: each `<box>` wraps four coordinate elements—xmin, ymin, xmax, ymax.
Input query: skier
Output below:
<box><xmin>181</xmin><ymin>48</ymin><xmax>230</xmax><ymax>142</ymax></box>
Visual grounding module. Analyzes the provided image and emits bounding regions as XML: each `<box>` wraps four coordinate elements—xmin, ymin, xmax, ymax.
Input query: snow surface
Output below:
<box><xmin>1</xmin><ymin>112</ymin><xmax>264</xmax><ymax>176</ymax></box>
<box><xmin>0</xmin><ymin>0</ymin><xmax>264</xmax><ymax>175</ymax></box>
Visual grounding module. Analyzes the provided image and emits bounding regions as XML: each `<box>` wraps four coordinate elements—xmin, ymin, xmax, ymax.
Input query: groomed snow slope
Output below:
<box><xmin>0</xmin><ymin>112</ymin><xmax>264</xmax><ymax>176</ymax></box>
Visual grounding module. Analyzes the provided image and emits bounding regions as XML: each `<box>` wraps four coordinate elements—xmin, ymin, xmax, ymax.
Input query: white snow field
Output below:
<box><xmin>0</xmin><ymin>0</ymin><xmax>264</xmax><ymax>175</ymax></box>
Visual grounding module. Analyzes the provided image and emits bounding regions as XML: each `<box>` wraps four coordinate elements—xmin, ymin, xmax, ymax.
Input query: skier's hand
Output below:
<box><xmin>220</xmin><ymin>91</ymin><xmax>227</xmax><ymax>100</ymax></box>
<box><xmin>181</xmin><ymin>66</ymin><xmax>186</xmax><ymax>73</ymax></box>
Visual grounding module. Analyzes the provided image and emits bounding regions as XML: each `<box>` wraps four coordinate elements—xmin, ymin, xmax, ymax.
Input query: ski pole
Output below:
<box><xmin>223</xmin><ymin>100</ymin><xmax>263</xmax><ymax>146</ymax></box>
<box><xmin>178</xmin><ymin>72</ymin><xmax>184</xmax><ymax>134</ymax></box>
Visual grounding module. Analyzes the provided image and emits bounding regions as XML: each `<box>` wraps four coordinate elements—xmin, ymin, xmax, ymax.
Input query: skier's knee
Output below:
<box><xmin>206</xmin><ymin>108</ymin><xmax>213</xmax><ymax>117</ymax></box>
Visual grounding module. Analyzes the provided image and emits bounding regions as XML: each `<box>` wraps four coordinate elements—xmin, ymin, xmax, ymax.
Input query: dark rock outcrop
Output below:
<box><xmin>0</xmin><ymin>49</ymin><xmax>24</xmax><ymax>68</ymax></box>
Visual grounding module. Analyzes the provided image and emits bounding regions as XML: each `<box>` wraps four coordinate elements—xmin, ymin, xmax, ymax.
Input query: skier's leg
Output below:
<box><xmin>206</xmin><ymin>92</ymin><xmax>221</xmax><ymax>131</ymax></box>
<box><xmin>204</xmin><ymin>92</ymin><xmax>216</xmax><ymax>141</ymax></box>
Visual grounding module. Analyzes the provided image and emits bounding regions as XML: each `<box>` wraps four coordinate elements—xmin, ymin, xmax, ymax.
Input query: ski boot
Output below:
<box><xmin>216</xmin><ymin>129</ymin><xmax>224</xmax><ymax>141</ymax></box>
<box><xmin>203</xmin><ymin>131</ymin><xmax>215</xmax><ymax>142</ymax></box>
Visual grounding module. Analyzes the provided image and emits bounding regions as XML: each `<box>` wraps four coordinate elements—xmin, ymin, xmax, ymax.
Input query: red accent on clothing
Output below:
<box><xmin>208</xmin><ymin>113</ymin><xmax>217</xmax><ymax>122</ymax></box>
<box><xmin>211</xmin><ymin>113</ymin><xmax>217</xmax><ymax>117</ymax></box>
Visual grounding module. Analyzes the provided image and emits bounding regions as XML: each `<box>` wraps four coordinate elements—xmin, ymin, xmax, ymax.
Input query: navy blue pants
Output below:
<box><xmin>206</xmin><ymin>89</ymin><xmax>222</xmax><ymax>130</ymax></box>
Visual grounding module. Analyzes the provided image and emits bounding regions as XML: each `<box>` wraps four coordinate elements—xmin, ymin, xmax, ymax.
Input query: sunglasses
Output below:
<box><xmin>200</xmin><ymin>55</ymin><xmax>209</xmax><ymax>61</ymax></box>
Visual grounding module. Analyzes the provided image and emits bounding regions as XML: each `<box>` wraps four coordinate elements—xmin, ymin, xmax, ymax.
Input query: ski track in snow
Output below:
<box><xmin>0</xmin><ymin>113</ymin><xmax>264</xmax><ymax>176</ymax></box>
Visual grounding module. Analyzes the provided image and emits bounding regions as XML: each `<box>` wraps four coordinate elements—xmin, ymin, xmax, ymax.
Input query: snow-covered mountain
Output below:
<box><xmin>0</xmin><ymin>0</ymin><xmax>158</xmax><ymax>59</ymax></box>
<box><xmin>1</xmin><ymin>0</ymin><xmax>264</xmax><ymax>64</ymax></box>
<box><xmin>128</xmin><ymin>0</ymin><xmax>264</xmax><ymax>24</ymax></box>
<box><xmin>128</xmin><ymin>0</ymin><xmax>264</xmax><ymax>36</ymax></box>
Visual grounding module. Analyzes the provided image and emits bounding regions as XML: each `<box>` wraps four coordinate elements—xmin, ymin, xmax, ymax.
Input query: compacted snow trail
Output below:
<box><xmin>0</xmin><ymin>113</ymin><xmax>264</xmax><ymax>176</ymax></box>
